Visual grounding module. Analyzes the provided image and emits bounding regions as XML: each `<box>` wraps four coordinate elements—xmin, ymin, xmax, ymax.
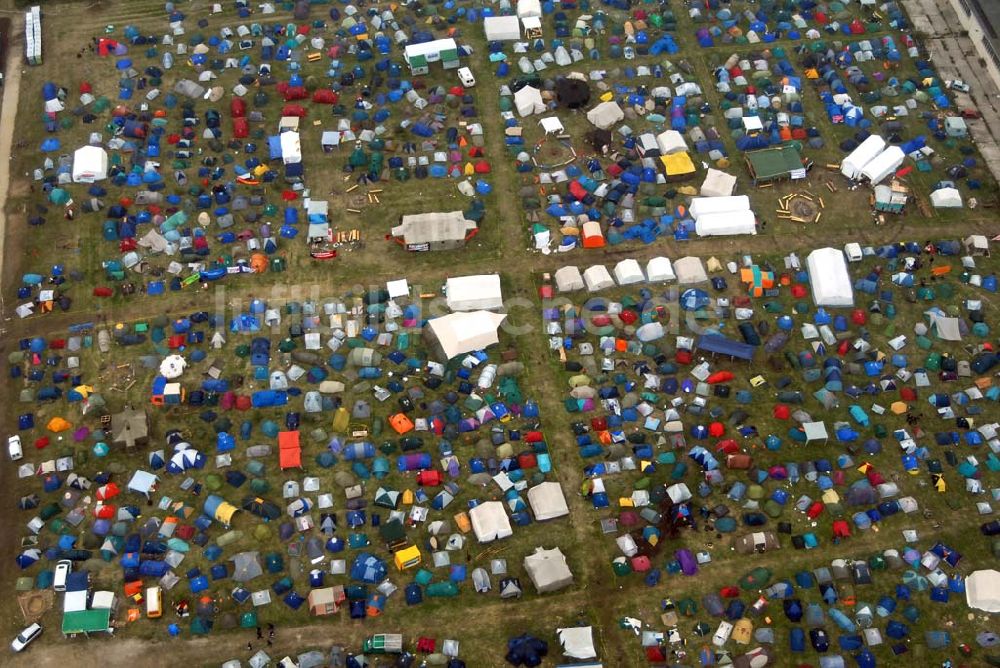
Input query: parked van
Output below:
<box><xmin>146</xmin><ymin>586</ymin><xmax>163</xmax><ymax>618</ymax></box>
<box><xmin>53</xmin><ymin>560</ymin><xmax>72</xmax><ymax>592</ymax></box>
<box><xmin>712</xmin><ymin>620</ymin><xmax>734</xmax><ymax>647</ymax></box>
<box><xmin>457</xmin><ymin>67</ymin><xmax>475</xmax><ymax>88</ymax></box>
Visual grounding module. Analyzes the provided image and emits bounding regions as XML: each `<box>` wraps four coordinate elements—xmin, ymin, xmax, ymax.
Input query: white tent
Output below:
<box><xmin>807</xmin><ymin>248</ymin><xmax>854</xmax><ymax>307</ymax></box>
<box><xmin>674</xmin><ymin>256</ymin><xmax>708</xmax><ymax>284</ymax></box>
<box><xmin>966</xmin><ymin>570</ymin><xmax>1000</xmax><ymax>613</ymax></box>
<box><xmin>514</xmin><ymin>85</ymin><xmax>545</xmax><ymax>117</ymax></box>
<box><xmin>527</xmin><ymin>482</ymin><xmax>569</xmax><ymax>521</ymax></box>
<box><xmin>280</xmin><ymin>131</ymin><xmax>301</xmax><ymax>165</ymax></box>
<box><xmin>159</xmin><ymin>354</ymin><xmax>187</xmax><ymax>379</ymax></box>
<box><xmin>539</xmin><ymin>117</ymin><xmax>564</xmax><ymax>134</ymax></box>
<box><xmin>655</xmin><ymin>130</ymin><xmax>688</xmax><ymax>155</ymax></box>
<box><xmin>484</xmin><ymin>15</ymin><xmax>520</xmax><ymax>41</ymax></box>
<box><xmin>469</xmin><ymin>501</ymin><xmax>513</xmax><ymax>543</ymax></box>
<box><xmin>613</xmin><ymin>259</ymin><xmax>645</xmax><ymax>285</ymax></box>
<box><xmin>426</xmin><ymin>311</ymin><xmax>507</xmax><ymax>360</ymax></box>
<box><xmin>646</xmin><ymin>257</ymin><xmax>676</xmax><ymax>282</ymax></box>
<box><xmin>72</xmin><ymin>146</ymin><xmax>109</xmax><ymax>183</ymax></box>
<box><xmin>841</xmin><ymin>135</ymin><xmax>886</xmax><ymax>180</ymax></box>
<box><xmin>517</xmin><ymin>0</ymin><xmax>541</xmax><ymax>18</ymax></box>
<box><xmin>930</xmin><ymin>187</ymin><xmax>963</xmax><ymax>208</ymax></box>
<box><xmin>860</xmin><ymin>146</ymin><xmax>905</xmax><ymax>185</ymax></box>
<box><xmin>524</xmin><ymin>546</ymin><xmax>573</xmax><ymax>593</ymax></box>
<box><xmin>695</xmin><ymin>210</ymin><xmax>757</xmax><ymax>236</ymax></box>
<box><xmin>557</xmin><ymin>627</ymin><xmax>597</xmax><ymax>660</ymax></box>
<box><xmin>586</xmin><ymin>101</ymin><xmax>624</xmax><ymax>129</ymax></box>
<box><xmin>446</xmin><ymin>274</ymin><xmax>503</xmax><ymax>311</ymax></box>
<box><xmin>554</xmin><ymin>266</ymin><xmax>584</xmax><ymax>292</ymax></box>
<box><xmin>583</xmin><ymin>265</ymin><xmax>614</xmax><ymax>292</ymax></box>
<box><xmin>689</xmin><ymin>195</ymin><xmax>750</xmax><ymax>219</ymax></box>
<box><xmin>700</xmin><ymin>168</ymin><xmax>738</xmax><ymax>197</ymax></box>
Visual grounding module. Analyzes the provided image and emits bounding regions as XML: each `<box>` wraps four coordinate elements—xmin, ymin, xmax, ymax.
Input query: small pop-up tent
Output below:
<box><xmin>72</xmin><ymin>146</ymin><xmax>109</xmax><ymax>183</ymax></box>
<box><xmin>807</xmin><ymin>248</ymin><xmax>854</xmax><ymax>306</ymax></box>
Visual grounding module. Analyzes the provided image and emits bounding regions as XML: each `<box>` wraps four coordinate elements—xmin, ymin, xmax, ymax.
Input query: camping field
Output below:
<box><xmin>1</xmin><ymin>0</ymin><xmax>1000</xmax><ymax>667</ymax></box>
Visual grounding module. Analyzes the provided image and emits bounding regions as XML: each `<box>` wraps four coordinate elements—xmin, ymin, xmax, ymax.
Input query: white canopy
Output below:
<box><xmin>280</xmin><ymin>131</ymin><xmax>301</xmax><ymax>165</ymax></box>
<box><xmin>72</xmin><ymin>146</ymin><xmax>109</xmax><ymax>183</ymax></box>
<box><xmin>469</xmin><ymin>501</ymin><xmax>513</xmax><ymax>543</ymax></box>
<box><xmin>695</xmin><ymin>210</ymin><xmax>757</xmax><ymax>236</ymax></box>
<box><xmin>646</xmin><ymin>257</ymin><xmax>676</xmax><ymax>282</ymax></box>
<box><xmin>689</xmin><ymin>195</ymin><xmax>750</xmax><ymax>219</ymax></box>
<box><xmin>861</xmin><ymin>146</ymin><xmax>904</xmax><ymax>185</ymax></box>
<box><xmin>446</xmin><ymin>274</ymin><xmax>503</xmax><ymax>311</ymax></box>
<box><xmin>841</xmin><ymin>135</ymin><xmax>886</xmax><ymax>180</ymax></box>
<box><xmin>583</xmin><ymin>265</ymin><xmax>614</xmax><ymax>292</ymax></box>
<box><xmin>700</xmin><ymin>168</ymin><xmax>737</xmax><ymax>197</ymax></box>
<box><xmin>514</xmin><ymin>86</ymin><xmax>545</xmax><ymax>117</ymax></box>
<box><xmin>484</xmin><ymin>15</ymin><xmax>520</xmax><ymax>41</ymax></box>
<box><xmin>613</xmin><ymin>259</ymin><xmax>645</xmax><ymax>285</ymax></box>
<box><xmin>674</xmin><ymin>256</ymin><xmax>708</xmax><ymax>284</ymax></box>
<box><xmin>807</xmin><ymin>248</ymin><xmax>854</xmax><ymax>307</ymax></box>
<box><xmin>557</xmin><ymin>627</ymin><xmax>597</xmax><ymax>660</ymax></box>
<box><xmin>524</xmin><ymin>546</ymin><xmax>573</xmax><ymax>593</ymax></box>
<box><xmin>527</xmin><ymin>482</ymin><xmax>569</xmax><ymax>521</ymax></box>
<box><xmin>586</xmin><ymin>101</ymin><xmax>624</xmax><ymax>129</ymax></box>
<box><xmin>966</xmin><ymin>570</ymin><xmax>1000</xmax><ymax>613</ymax></box>
<box><xmin>555</xmin><ymin>266</ymin><xmax>584</xmax><ymax>292</ymax></box>
<box><xmin>426</xmin><ymin>311</ymin><xmax>507</xmax><ymax>360</ymax></box>
<box><xmin>930</xmin><ymin>187</ymin><xmax>963</xmax><ymax>208</ymax></box>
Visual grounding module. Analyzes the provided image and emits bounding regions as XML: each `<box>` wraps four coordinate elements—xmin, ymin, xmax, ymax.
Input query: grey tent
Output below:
<box><xmin>231</xmin><ymin>551</ymin><xmax>263</xmax><ymax>583</ymax></box>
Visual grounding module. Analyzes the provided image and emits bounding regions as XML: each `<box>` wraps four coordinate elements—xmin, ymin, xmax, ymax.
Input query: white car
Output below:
<box><xmin>11</xmin><ymin>623</ymin><xmax>41</xmax><ymax>652</ymax></box>
<box><xmin>947</xmin><ymin>79</ymin><xmax>971</xmax><ymax>93</ymax></box>
<box><xmin>457</xmin><ymin>66</ymin><xmax>476</xmax><ymax>88</ymax></box>
<box><xmin>8</xmin><ymin>435</ymin><xmax>22</xmax><ymax>461</ymax></box>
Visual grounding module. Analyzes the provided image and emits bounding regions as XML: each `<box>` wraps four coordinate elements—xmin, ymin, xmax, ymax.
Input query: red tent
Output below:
<box><xmin>806</xmin><ymin>501</ymin><xmax>825</xmax><ymax>519</ymax></box>
<box><xmin>312</xmin><ymin>89</ymin><xmax>338</xmax><ymax>104</ymax></box>
<box><xmin>773</xmin><ymin>404</ymin><xmax>790</xmax><ymax>420</ymax></box>
<box><xmin>235</xmin><ymin>395</ymin><xmax>252</xmax><ymax>411</ymax></box>
<box><xmin>278</xmin><ymin>430</ymin><xmax>302</xmax><ymax>470</ymax></box>
<box><xmin>416</xmin><ymin>470</ymin><xmax>442</xmax><ymax>486</ymax></box>
<box><xmin>280</xmin><ymin>85</ymin><xmax>308</xmax><ymax>101</ymax></box>
<box><xmin>708</xmin><ymin>422</ymin><xmax>725</xmax><ymax>437</ymax></box>
<box><xmin>832</xmin><ymin>520</ymin><xmax>851</xmax><ymax>538</ymax></box>
<box><xmin>93</xmin><ymin>287</ymin><xmax>114</xmax><ymax>297</ymax></box>
<box><xmin>230</xmin><ymin>98</ymin><xmax>246</xmax><ymax>118</ymax></box>
<box><xmin>715</xmin><ymin>439</ymin><xmax>738</xmax><ymax>454</ymax></box>
<box><xmin>281</xmin><ymin>104</ymin><xmax>307</xmax><ymax>117</ymax></box>
<box><xmin>790</xmin><ymin>284</ymin><xmax>808</xmax><ymax>298</ymax></box>
<box><xmin>618</xmin><ymin>309</ymin><xmax>638</xmax><ymax>325</ymax></box>
<box><xmin>474</xmin><ymin>161</ymin><xmax>491</xmax><ymax>174</ymax></box>
<box><xmin>232</xmin><ymin>118</ymin><xmax>249</xmax><ymax>138</ymax></box>
<box><xmin>720</xmin><ymin>586</ymin><xmax>741</xmax><ymax>598</ymax></box>
<box><xmin>899</xmin><ymin>387</ymin><xmax>917</xmax><ymax>401</ymax></box>
<box><xmin>707</xmin><ymin>371</ymin><xmax>733</xmax><ymax>384</ymax></box>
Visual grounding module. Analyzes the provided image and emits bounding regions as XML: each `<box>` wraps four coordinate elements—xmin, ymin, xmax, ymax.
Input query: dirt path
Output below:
<box><xmin>0</xmin><ymin>42</ymin><xmax>23</xmax><ymax>316</ymax></box>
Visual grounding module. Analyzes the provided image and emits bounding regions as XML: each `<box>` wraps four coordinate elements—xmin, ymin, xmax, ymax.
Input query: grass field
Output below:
<box><xmin>1</xmin><ymin>0</ymin><xmax>999</xmax><ymax>667</ymax></box>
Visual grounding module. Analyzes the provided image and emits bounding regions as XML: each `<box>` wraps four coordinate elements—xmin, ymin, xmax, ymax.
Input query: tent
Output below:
<box><xmin>524</xmin><ymin>547</ymin><xmax>574</xmax><ymax>593</ymax></box>
<box><xmin>307</xmin><ymin>587</ymin><xmax>343</xmax><ymax>616</ymax></box>
<box><xmin>661</xmin><ymin>152</ymin><xmax>696</xmax><ymax>180</ymax></box>
<box><xmin>695</xmin><ymin>211</ymin><xmax>756</xmax><ymax>237</ymax></box>
<box><xmin>689</xmin><ymin>196</ymin><xmax>750</xmax><ymax>219</ymax></box>
<box><xmin>674</xmin><ymin>257</ymin><xmax>708</xmax><ymax>284</ymax></box>
<box><xmin>700</xmin><ymin>169</ymin><xmax>738</xmax><ymax>197</ymax></box>
<box><xmin>646</xmin><ymin>257</ymin><xmax>676</xmax><ymax>282</ymax></box>
<box><xmin>930</xmin><ymin>187</ymin><xmax>963</xmax><ymax>208</ymax></box>
<box><xmin>278</xmin><ymin>431</ymin><xmax>302</xmax><ymax>470</ymax></box>
<box><xmin>656</xmin><ymin>130</ymin><xmax>688</xmax><ymax>155</ymax></box>
<box><xmin>554</xmin><ymin>266</ymin><xmax>585</xmax><ymax>292</ymax></box>
<box><xmin>557</xmin><ymin>627</ymin><xmax>596</xmax><ymax>660</ymax></box>
<box><xmin>527</xmin><ymin>482</ymin><xmax>570</xmax><ymax>521</ymax></box>
<box><xmin>424</xmin><ymin>311</ymin><xmax>507</xmax><ymax>360</ymax></box>
<box><xmin>966</xmin><ymin>570</ymin><xmax>1000</xmax><ymax>613</ymax></box>
<box><xmin>581</xmin><ymin>220</ymin><xmax>605</xmax><ymax>249</ymax></box>
<box><xmin>861</xmin><ymin>146</ymin><xmax>905</xmax><ymax>185</ymax></box>
<box><xmin>469</xmin><ymin>501</ymin><xmax>513</xmax><ymax>543</ymax></box>
<box><xmin>807</xmin><ymin>248</ymin><xmax>854</xmax><ymax>306</ymax></box>
<box><xmin>72</xmin><ymin>146</ymin><xmax>109</xmax><ymax>183</ymax></box>
<box><xmin>484</xmin><ymin>16</ymin><xmax>520</xmax><ymax>41</ymax></box>
<box><xmin>841</xmin><ymin>135</ymin><xmax>886</xmax><ymax>180</ymax></box>
<box><xmin>280</xmin><ymin>131</ymin><xmax>301</xmax><ymax>165</ymax></box>
<box><xmin>586</xmin><ymin>101</ymin><xmax>624</xmax><ymax>129</ymax></box>
<box><xmin>614</xmin><ymin>259</ymin><xmax>644</xmax><ymax>285</ymax></box>
<box><xmin>517</xmin><ymin>0</ymin><xmax>541</xmax><ymax>18</ymax></box>
<box><xmin>514</xmin><ymin>86</ymin><xmax>545</xmax><ymax>117</ymax></box>
<box><xmin>446</xmin><ymin>274</ymin><xmax>503</xmax><ymax>311</ymax></box>
<box><xmin>583</xmin><ymin>265</ymin><xmax>614</xmax><ymax>292</ymax></box>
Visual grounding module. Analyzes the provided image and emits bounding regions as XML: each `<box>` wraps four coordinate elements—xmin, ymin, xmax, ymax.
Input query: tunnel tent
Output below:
<box><xmin>469</xmin><ymin>501</ymin><xmax>513</xmax><ymax>543</ymax></box>
<box><xmin>554</xmin><ymin>266</ymin><xmax>585</xmax><ymax>292</ymax></box>
<box><xmin>841</xmin><ymin>135</ymin><xmax>886</xmax><ymax>180</ymax></box>
<box><xmin>861</xmin><ymin>146</ymin><xmax>905</xmax><ymax>185</ymax></box>
<box><xmin>807</xmin><ymin>248</ymin><xmax>854</xmax><ymax>307</ymax></box>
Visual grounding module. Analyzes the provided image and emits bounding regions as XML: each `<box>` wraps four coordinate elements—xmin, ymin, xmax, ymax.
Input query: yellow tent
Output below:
<box><xmin>890</xmin><ymin>401</ymin><xmax>908</xmax><ymax>415</ymax></box>
<box><xmin>213</xmin><ymin>501</ymin><xmax>239</xmax><ymax>527</ymax></box>
<box><xmin>401</xmin><ymin>489</ymin><xmax>415</xmax><ymax>506</ymax></box>
<box><xmin>73</xmin><ymin>385</ymin><xmax>94</xmax><ymax>398</ymax></box>
<box><xmin>47</xmin><ymin>416</ymin><xmax>72</xmax><ymax>433</ymax></box>
<box><xmin>394</xmin><ymin>545</ymin><xmax>421</xmax><ymax>570</ymax></box>
<box><xmin>660</xmin><ymin>152</ymin><xmax>696</xmax><ymax>179</ymax></box>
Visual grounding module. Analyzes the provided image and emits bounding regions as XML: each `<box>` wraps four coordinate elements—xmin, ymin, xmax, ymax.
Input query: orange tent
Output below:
<box><xmin>389</xmin><ymin>413</ymin><xmax>414</xmax><ymax>435</ymax></box>
<box><xmin>278</xmin><ymin>430</ymin><xmax>302</xmax><ymax>470</ymax></box>
<box><xmin>250</xmin><ymin>253</ymin><xmax>268</xmax><ymax>273</ymax></box>
<box><xmin>46</xmin><ymin>416</ymin><xmax>72</xmax><ymax>432</ymax></box>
